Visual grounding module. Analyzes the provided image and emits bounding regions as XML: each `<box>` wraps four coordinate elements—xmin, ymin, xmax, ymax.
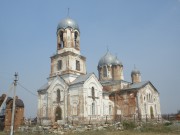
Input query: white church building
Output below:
<box><xmin>37</xmin><ymin>17</ymin><xmax>161</xmax><ymax>125</ymax></box>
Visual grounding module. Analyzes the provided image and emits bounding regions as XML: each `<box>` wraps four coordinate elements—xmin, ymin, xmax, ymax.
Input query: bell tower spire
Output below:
<box><xmin>49</xmin><ymin>17</ymin><xmax>86</xmax><ymax>83</ymax></box>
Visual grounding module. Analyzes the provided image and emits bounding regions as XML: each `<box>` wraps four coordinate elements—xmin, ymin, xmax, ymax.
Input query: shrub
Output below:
<box><xmin>122</xmin><ymin>121</ymin><xmax>136</xmax><ymax>130</ymax></box>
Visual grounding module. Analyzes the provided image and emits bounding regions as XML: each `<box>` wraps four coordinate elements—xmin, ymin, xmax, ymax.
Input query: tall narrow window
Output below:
<box><xmin>57</xmin><ymin>60</ymin><xmax>62</xmax><ymax>70</ymax></box>
<box><xmin>144</xmin><ymin>103</ymin><xmax>147</xmax><ymax>114</ymax></box>
<box><xmin>60</xmin><ymin>32</ymin><xmax>64</xmax><ymax>48</ymax></box>
<box><xmin>103</xmin><ymin>66</ymin><xmax>107</xmax><ymax>77</ymax></box>
<box><xmin>74</xmin><ymin>31</ymin><xmax>78</xmax><ymax>48</ymax></box>
<box><xmin>57</xmin><ymin>89</ymin><xmax>61</xmax><ymax>103</ymax></box>
<box><xmin>91</xmin><ymin>87</ymin><xmax>95</xmax><ymax>100</ymax></box>
<box><xmin>92</xmin><ymin>102</ymin><xmax>95</xmax><ymax>115</ymax></box>
<box><xmin>76</xmin><ymin>60</ymin><xmax>80</xmax><ymax>71</ymax></box>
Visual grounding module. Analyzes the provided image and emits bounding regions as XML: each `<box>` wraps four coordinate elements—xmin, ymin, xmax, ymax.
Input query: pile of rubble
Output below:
<box><xmin>18</xmin><ymin>122</ymin><xmax>124</xmax><ymax>134</ymax></box>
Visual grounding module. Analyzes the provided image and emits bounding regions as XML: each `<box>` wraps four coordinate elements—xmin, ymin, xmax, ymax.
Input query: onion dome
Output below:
<box><xmin>98</xmin><ymin>51</ymin><xmax>122</xmax><ymax>67</ymax></box>
<box><xmin>131</xmin><ymin>68</ymin><xmax>141</xmax><ymax>76</ymax></box>
<box><xmin>16</xmin><ymin>99</ymin><xmax>24</xmax><ymax>108</ymax></box>
<box><xmin>57</xmin><ymin>17</ymin><xmax>80</xmax><ymax>32</ymax></box>
<box><xmin>112</xmin><ymin>56</ymin><xmax>123</xmax><ymax>66</ymax></box>
<box><xmin>6</xmin><ymin>98</ymin><xmax>24</xmax><ymax>108</ymax></box>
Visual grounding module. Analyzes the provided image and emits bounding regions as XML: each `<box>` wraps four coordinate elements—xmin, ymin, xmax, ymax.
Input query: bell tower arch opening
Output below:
<box><xmin>74</xmin><ymin>31</ymin><xmax>80</xmax><ymax>50</ymax></box>
<box><xmin>57</xmin><ymin>30</ymin><xmax>64</xmax><ymax>50</ymax></box>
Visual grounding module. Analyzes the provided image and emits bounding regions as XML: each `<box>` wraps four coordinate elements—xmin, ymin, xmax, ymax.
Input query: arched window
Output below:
<box><xmin>91</xmin><ymin>87</ymin><xmax>95</xmax><ymax>100</ymax></box>
<box><xmin>57</xmin><ymin>89</ymin><xmax>61</xmax><ymax>103</ymax></box>
<box><xmin>103</xmin><ymin>66</ymin><xmax>107</xmax><ymax>77</ymax></box>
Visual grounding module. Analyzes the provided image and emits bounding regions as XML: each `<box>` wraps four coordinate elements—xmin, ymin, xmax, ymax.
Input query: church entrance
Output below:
<box><xmin>55</xmin><ymin>106</ymin><xmax>62</xmax><ymax>122</ymax></box>
<box><xmin>150</xmin><ymin>106</ymin><xmax>154</xmax><ymax>119</ymax></box>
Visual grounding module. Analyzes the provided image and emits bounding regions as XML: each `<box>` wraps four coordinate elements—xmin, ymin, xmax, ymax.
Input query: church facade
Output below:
<box><xmin>37</xmin><ymin>17</ymin><xmax>161</xmax><ymax>125</ymax></box>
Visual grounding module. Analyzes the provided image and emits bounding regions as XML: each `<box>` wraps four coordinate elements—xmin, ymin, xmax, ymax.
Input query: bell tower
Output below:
<box><xmin>49</xmin><ymin>17</ymin><xmax>86</xmax><ymax>83</ymax></box>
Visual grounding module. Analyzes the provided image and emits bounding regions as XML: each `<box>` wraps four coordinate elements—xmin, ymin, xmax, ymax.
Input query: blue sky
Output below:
<box><xmin>0</xmin><ymin>0</ymin><xmax>180</xmax><ymax>118</ymax></box>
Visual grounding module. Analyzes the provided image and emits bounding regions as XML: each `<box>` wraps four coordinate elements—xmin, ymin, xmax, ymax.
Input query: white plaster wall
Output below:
<box><xmin>138</xmin><ymin>84</ymin><xmax>161</xmax><ymax>119</ymax></box>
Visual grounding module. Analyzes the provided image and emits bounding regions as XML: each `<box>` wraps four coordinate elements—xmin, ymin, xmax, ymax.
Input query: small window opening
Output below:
<box><xmin>76</xmin><ymin>60</ymin><xmax>80</xmax><ymax>71</ymax></box>
<box><xmin>57</xmin><ymin>60</ymin><xmax>62</xmax><ymax>70</ymax></box>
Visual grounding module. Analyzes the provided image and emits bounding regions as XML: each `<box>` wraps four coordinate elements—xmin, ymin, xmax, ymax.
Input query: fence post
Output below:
<box><xmin>146</xmin><ymin>114</ymin><xmax>148</xmax><ymax>123</ymax></box>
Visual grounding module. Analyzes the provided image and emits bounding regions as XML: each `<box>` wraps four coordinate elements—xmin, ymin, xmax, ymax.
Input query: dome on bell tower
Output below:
<box><xmin>57</xmin><ymin>17</ymin><xmax>80</xmax><ymax>32</ymax></box>
<box><xmin>131</xmin><ymin>67</ymin><xmax>141</xmax><ymax>83</ymax></box>
<box><xmin>131</xmin><ymin>69</ymin><xmax>141</xmax><ymax>76</ymax></box>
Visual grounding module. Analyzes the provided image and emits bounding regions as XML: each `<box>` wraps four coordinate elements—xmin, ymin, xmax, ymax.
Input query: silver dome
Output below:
<box><xmin>57</xmin><ymin>17</ymin><xmax>80</xmax><ymax>32</ymax></box>
<box><xmin>112</xmin><ymin>56</ymin><xmax>123</xmax><ymax>66</ymax></box>
<box><xmin>98</xmin><ymin>51</ymin><xmax>122</xmax><ymax>67</ymax></box>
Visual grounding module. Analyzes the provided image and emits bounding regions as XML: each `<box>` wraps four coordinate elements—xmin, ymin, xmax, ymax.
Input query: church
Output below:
<box><xmin>37</xmin><ymin>16</ymin><xmax>161</xmax><ymax>125</ymax></box>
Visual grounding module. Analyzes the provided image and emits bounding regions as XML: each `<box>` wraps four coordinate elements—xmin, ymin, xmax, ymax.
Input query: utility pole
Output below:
<box><xmin>10</xmin><ymin>72</ymin><xmax>18</xmax><ymax>135</ymax></box>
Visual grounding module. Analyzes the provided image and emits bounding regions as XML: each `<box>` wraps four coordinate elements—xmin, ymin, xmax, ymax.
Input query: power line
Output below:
<box><xmin>18</xmin><ymin>82</ymin><xmax>38</xmax><ymax>97</ymax></box>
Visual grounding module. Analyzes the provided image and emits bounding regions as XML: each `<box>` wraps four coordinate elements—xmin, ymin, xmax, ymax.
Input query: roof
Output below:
<box><xmin>129</xmin><ymin>81</ymin><xmax>149</xmax><ymax>89</ymax></box>
<box><xmin>57</xmin><ymin>17</ymin><xmax>80</xmax><ymax>33</ymax></box>
<box><xmin>37</xmin><ymin>83</ymin><xmax>49</xmax><ymax>93</ymax></box>
<box><xmin>122</xmin><ymin>81</ymin><xmax>158</xmax><ymax>93</ymax></box>
<box><xmin>110</xmin><ymin>81</ymin><xmax>159</xmax><ymax>95</ymax></box>
<box><xmin>100</xmin><ymin>79</ymin><xmax>130</xmax><ymax>86</ymax></box>
<box><xmin>70</xmin><ymin>73</ymin><xmax>93</xmax><ymax>86</ymax></box>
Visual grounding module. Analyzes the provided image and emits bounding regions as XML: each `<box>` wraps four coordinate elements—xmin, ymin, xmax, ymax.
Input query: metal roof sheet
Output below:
<box><xmin>37</xmin><ymin>83</ymin><xmax>49</xmax><ymax>92</ymax></box>
<box><xmin>70</xmin><ymin>73</ymin><xmax>94</xmax><ymax>86</ymax></box>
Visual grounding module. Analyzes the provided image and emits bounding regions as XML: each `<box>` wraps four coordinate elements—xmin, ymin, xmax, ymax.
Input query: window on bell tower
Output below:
<box><xmin>57</xmin><ymin>60</ymin><xmax>62</xmax><ymax>70</ymax></box>
<box><xmin>60</xmin><ymin>32</ymin><xmax>64</xmax><ymax>48</ymax></box>
<box><xmin>74</xmin><ymin>31</ymin><xmax>78</xmax><ymax>48</ymax></box>
<box><xmin>76</xmin><ymin>60</ymin><xmax>80</xmax><ymax>71</ymax></box>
